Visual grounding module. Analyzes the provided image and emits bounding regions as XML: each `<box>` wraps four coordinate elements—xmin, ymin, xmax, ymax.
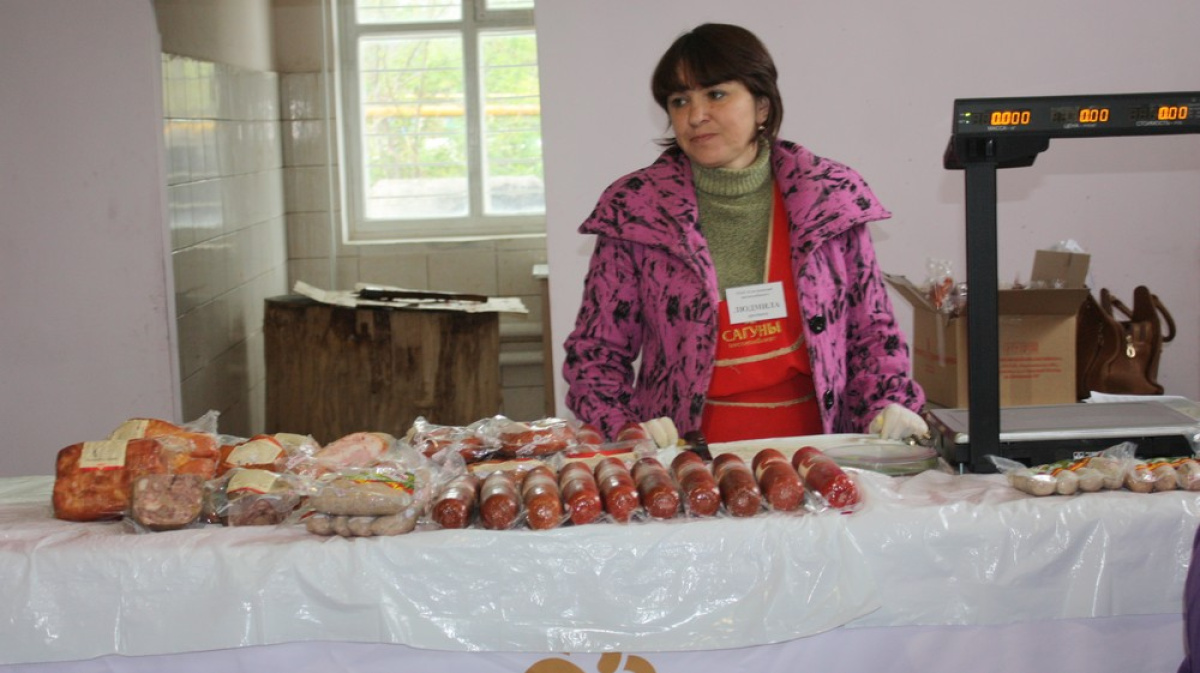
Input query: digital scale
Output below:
<box><xmin>940</xmin><ymin>91</ymin><xmax>1200</xmax><ymax>471</ymax></box>
<box><xmin>928</xmin><ymin>401</ymin><xmax>1200</xmax><ymax>469</ymax></box>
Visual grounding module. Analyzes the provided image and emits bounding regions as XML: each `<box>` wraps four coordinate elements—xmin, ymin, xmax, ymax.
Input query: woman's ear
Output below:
<box><xmin>756</xmin><ymin>97</ymin><xmax>770</xmax><ymax>127</ymax></box>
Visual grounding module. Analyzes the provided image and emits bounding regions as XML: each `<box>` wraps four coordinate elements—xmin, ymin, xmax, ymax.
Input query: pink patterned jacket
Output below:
<box><xmin>562</xmin><ymin>140</ymin><xmax>924</xmax><ymax>440</ymax></box>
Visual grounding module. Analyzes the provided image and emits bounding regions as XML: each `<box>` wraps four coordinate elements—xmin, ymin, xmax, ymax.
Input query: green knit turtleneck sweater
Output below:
<box><xmin>692</xmin><ymin>141</ymin><xmax>775</xmax><ymax>295</ymax></box>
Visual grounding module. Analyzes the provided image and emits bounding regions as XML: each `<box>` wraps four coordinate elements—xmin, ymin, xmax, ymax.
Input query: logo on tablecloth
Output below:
<box><xmin>525</xmin><ymin>652</ymin><xmax>655</xmax><ymax>673</ymax></box>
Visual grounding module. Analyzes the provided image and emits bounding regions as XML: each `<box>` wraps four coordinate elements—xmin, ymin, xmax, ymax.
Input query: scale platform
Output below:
<box><xmin>927</xmin><ymin>401</ymin><xmax>1200</xmax><ymax>472</ymax></box>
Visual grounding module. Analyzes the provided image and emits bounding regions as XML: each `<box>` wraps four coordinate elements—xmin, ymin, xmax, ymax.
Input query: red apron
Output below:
<box><xmin>700</xmin><ymin>186</ymin><xmax>822</xmax><ymax>443</ymax></box>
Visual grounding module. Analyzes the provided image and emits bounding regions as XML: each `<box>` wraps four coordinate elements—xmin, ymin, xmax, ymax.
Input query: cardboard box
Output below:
<box><xmin>886</xmin><ymin>250</ymin><xmax>1090</xmax><ymax>408</ymax></box>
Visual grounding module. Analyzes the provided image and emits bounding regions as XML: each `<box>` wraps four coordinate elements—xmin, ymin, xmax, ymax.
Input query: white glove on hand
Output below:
<box><xmin>869</xmin><ymin>403</ymin><xmax>929</xmax><ymax>441</ymax></box>
<box><xmin>640</xmin><ymin>417</ymin><xmax>680</xmax><ymax>448</ymax></box>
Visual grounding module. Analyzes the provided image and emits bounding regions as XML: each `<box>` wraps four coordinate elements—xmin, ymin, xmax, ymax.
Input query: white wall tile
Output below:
<box><xmin>427</xmin><ymin>249</ymin><xmax>499</xmax><ymax>295</ymax></box>
<box><xmin>289</xmin><ymin>256</ymin><xmax>359</xmax><ymax>291</ymax></box>
<box><xmin>173</xmin><ymin>243</ymin><xmax>216</xmax><ymax>315</ymax></box>
<box><xmin>167</xmin><ymin>183</ymin><xmax>195</xmax><ymax>250</ymax></box>
<box><xmin>286</xmin><ymin>211</ymin><xmax>341</xmax><ymax>259</ymax></box>
<box><xmin>176</xmin><ymin>308</ymin><xmax>205</xmax><ymax>379</ymax></box>
<box><xmin>189</xmin><ymin>179</ymin><xmax>219</xmax><ymax>242</ymax></box>
<box><xmin>497</xmin><ymin>248</ymin><xmax>548</xmax><ymax>296</ymax></box>
<box><xmin>280</xmin><ymin>72</ymin><xmax>330</xmax><ymax>121</ymax></box>
<box><xmin>357</xmin><ymin>251</ymin><xmax>431</xmax><ymax>289</ymax></box>
<box><xmin>284</xmin><ymin>165</ymin><xmax>337</xmax><ymax>212</ymax></box>
<box><xmin>282</xmin><ymin>120</ymin><xmax>333</xmax><ymax>167</ymax></box>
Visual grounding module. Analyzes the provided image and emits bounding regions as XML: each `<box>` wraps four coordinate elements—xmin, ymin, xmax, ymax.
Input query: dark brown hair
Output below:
<box><xmin>650</xmin><ymin>23</ymin><xmax>783</xmax><ymax>145</ymax></box>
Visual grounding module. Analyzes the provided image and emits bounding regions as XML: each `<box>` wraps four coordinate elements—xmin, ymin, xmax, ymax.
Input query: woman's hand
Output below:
<box><xmin>641</xmin><ymin>417</ymin><xmax>680</xmax><ymax>448</ymax></box>
<box><xmin>869</xmin><ymin>403</ymin><xmax>929</xmax><ymax>441</ymax></box>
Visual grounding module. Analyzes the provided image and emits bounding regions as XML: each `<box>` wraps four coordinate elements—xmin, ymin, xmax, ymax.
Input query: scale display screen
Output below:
<box><xmin>953</xmin><ymin>91</ymin><xmax>1200</xmax><ymax>138</ymax></box>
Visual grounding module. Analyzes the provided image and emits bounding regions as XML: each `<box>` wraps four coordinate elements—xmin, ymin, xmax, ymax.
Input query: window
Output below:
<box><xmin>338</xmin><ymin>0</ymin><xmax>544</xmax><ymax>242</ymax></box>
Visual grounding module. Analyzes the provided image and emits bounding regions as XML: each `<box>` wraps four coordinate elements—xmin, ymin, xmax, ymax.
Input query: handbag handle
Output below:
<box><xmin>1154</xmin><ymin>293</ymin><xmax>1177</xmax><ymax>342</ymax></box>
<box><xmin>1100</xmin><ymin>288</ymin><xmax>1176</xmax><ymax>343</ymax></box>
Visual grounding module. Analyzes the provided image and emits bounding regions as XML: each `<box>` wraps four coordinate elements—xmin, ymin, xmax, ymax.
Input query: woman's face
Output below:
<box><xmin>667</xmin><ymin>79</ymin><xmax>768</xmax><ymax>170</ymax></box>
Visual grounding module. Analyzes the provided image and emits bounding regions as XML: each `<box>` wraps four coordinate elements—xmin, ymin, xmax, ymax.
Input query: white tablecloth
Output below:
<box><xmin>3</xmin><ymin>448</ymin><xmax>1199</xmax><ymax>669</ymax></box>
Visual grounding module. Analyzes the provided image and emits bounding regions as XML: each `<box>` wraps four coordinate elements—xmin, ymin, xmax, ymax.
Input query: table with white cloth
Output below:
<box><xmin>3</xmin><ymin>437</ymin><xmax>1198</xmax><ymax>673</ymax></box>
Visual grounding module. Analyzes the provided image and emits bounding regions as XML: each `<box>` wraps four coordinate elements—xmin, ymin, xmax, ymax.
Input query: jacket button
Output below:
<box><xmin>823</xmin><ymin>391</ymin><xmax>834</xmax><ymax>409</ymax></box>
<box><xmin>808</xmin><ymin>315</ymin><xmax>826</xmax><ymax>334</ymax></box>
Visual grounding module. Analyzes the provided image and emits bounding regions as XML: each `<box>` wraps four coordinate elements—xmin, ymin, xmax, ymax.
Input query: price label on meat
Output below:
<box><xmin>107</xmin><ymin>419</ymin><xmax>150</xmax><ymax>441</ymax></box>
<box><xmin>227</xmin><ymin>468</ymin><xmax>279</xmax><ymax>496</ymax></box>
<box><xmin>77</xmin><ymin>440</ymin><xmax>129</xmax><ymax>471</ymax></box>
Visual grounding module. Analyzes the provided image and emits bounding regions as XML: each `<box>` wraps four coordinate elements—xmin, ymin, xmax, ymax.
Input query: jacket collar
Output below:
<box><xmin>580</xmin><ymin>140</ymin><xmax>886</xmax><ymax>257</ymax></box>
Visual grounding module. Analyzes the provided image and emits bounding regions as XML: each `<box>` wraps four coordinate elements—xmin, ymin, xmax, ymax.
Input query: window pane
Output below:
<box><xmin>479</xmin><ymin>30</ymin><xmax>544</xmax><ymax>215</ymax></box>
<box><xmin>356</xmin><ymin>0</ymin><xmax>461</xmax><ymax>24</ymax></box>
<box><xmin>359</xmin><ymin>34</ymin><xmax>467</xmax><ymax>220</ymax></box>
<box><xmin>485</xmin><ymin>0</ymin><xmax>533</xmax><ymax>9</ymax></box>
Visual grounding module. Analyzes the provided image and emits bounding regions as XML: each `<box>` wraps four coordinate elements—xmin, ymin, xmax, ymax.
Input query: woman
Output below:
<box><xmin>563</xmin><ymin>23</ymin><xmax>925</xmax><ymax>444</ymax></box>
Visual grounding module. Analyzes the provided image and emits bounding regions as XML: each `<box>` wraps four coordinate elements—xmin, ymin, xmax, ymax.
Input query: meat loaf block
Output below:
<box><xmin>130</xmin><ymin>473</ymin><xmax>205</xmax><ymax>531</ymax></box>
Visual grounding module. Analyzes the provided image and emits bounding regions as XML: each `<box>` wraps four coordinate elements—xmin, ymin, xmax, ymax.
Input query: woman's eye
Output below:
<box><xmin>708</xmin><ymin>90</ymin><xmax>726</xmax><ymax>101</ymax></box>
<box><xmin>669</xmin><ymin>96</ymin><xmax>688</xmax><ymax>108</ymax></box>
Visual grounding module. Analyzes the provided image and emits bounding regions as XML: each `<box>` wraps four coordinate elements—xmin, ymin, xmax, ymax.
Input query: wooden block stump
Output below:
<box><xmin>264</xmin><ymin>295</ymin><xmax>500</xmax><ymax>444</ymax></box>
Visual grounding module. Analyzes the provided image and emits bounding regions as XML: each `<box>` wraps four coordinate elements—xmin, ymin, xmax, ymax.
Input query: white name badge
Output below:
<box><xmin>726</xmin><ymin>282</ymin><xmax>788</xmax><ymax>325</ymax></box>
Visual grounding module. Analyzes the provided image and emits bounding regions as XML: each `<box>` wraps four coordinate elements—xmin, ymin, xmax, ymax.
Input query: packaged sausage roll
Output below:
<box><xmin>631</xmin><ymin>457</ymin><xmax>681</xmax><ymax>520</ymax></box>
<box><xmin>558</xmin><ymin>460</ymin><xmax>603</xmax><ymax>525</ymax></box>
<box><xmin>312</xmin><ymin>431</ymin><xmax>397</xmax><ymax>471</ymax></box>
<box><xmin>593</xmin><ymin>457</ymin><xmax>641</xmax><ymax>523</ymax></box>
<box><xmin>521</xmin><ymin>465</ymin><xmax>564</xmax><ymax>530</ymax></box>
<box><xmin>479</xmin><ymin>469</ymin><xmax>522</xmax><ymax>530</ymax></box>
<box><xmin>990</xmin><ymin>443</ymin><xmax>1136</xmax><ymax>496</ymax></box>
<box><xmin>1174</xmin><ymin>458</ymin><xmax>1200</xmax><ymax>491</ymax></box>
<box><xmin>791</xmin><ymin>447</ymin><xmax>860</xmax><ymax>510</ymax></box>
<box><xmin>713</xmin><ymin>453</ymin><xmax>763</xmax><ymax>518</ymax></box>
<box><xmin>1126</xmin><ymin>458</ymin><xmax>1181</xmax><ymax>493</ymax></box>
<box><xmin>488</xmin><ymin>416</ymin><xmax>578</xmax><ymax>459</ymax></box>
<box><xmin>217</xmin><ymin>434</ymin><xmax>288</xmax><ymax>477</ymax></box>
<box><xmin>109</xmin><ymin>414</ymin><xmax>221</xmax><ymax>480</ymax></box>
<box><xmin>53</xmin><ymin>438</ymin><xmax>168</xmax><ymax>522</ymax></box>
<box><xmin>303</xmin><ymin>455</ymin><xmax>432</xmax><ymax>537</ymax></box>
<box><xmin>207</xmin><ymin>467</ymin><xmax>303</xmax><ymax>527</ymax></box>
<box><xmin>752</xmin><ymin>448</ymin><xmax>805</xmax><ymax>512</ymax></box>
<box><xmin>670</xmin><ymin>450</ymin><xmax>720</xmax><ymax>517</ymax></box>
<box><xmin>431</xmin><ymin>472</ymin><xmax>481</xmax><ymax>529</ymax></box>
<box><xmin>406</xmin><ymin>416</ymin><xmax>497</xmax><ymax>464</ymax></box>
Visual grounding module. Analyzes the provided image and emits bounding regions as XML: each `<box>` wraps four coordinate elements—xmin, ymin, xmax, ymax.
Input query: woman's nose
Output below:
<box><xmin>687</xmin><ymin>100</ymin><xmax>708</xmax><ymax>125</ymax></box>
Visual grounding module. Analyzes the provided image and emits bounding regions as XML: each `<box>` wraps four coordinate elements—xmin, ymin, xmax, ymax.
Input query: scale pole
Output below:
<box><xmin>964</xmin><ymin>155</ymin><xmax>1001</xmax><ymax>469</ymax></box>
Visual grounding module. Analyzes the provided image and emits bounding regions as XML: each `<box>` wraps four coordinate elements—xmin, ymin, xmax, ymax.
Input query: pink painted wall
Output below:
<box><xmin>0</xmin><ymin>0</ymin><xmax>179</xmax><ymax>477</ymax></box>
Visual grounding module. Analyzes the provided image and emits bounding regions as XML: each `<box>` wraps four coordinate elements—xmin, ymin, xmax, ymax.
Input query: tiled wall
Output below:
<box><xmin>162</xmin><ymin>54</ymin><xmax>288</xmax><ymax>437</ymax></box>
<box><xmin>161</xmin><ymin>57</ymin><xmax>551</xmax><ymax>438</ymax></box>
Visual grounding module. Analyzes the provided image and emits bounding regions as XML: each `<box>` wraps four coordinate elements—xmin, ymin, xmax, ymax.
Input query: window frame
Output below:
<box><xmin>335</xmin><ymin>0</ymin><xmax>543</xmax><ymax>244</ymax></box>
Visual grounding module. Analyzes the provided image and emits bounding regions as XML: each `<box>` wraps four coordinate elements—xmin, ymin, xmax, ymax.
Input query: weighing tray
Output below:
<box><xmin>927</xmin><ymin>401</ymin><xmax>1200</xmax><ymax>471</ymax></box>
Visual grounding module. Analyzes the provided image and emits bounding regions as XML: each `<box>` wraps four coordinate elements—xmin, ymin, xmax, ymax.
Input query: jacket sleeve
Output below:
<box><xmin>835</xmin><ymin>225</ymin><xmax>926</xmax><ymax>431</ymax></box>
<box><xmin>562</xmin><ymin>234</ymin><xmax>644</xmax><ymax>439</ymax></box>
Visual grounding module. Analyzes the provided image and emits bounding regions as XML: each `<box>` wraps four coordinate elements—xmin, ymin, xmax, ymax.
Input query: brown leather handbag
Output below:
<box><xmin>1076</xmin><ymin>286</ymin><xmax>1176</xmax><ymax>399</ymax></box>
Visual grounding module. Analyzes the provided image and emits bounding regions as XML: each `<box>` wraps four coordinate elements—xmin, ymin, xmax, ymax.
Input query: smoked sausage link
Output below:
<box><xmin>559</xmin><ymin>460</ymin><xmax>603</xmax><ymax>525</ymax></box>
<box><xmin>631</xmin><ymin>457</ymin><xmax>681</xmax><ymax>519</ymax></box>
<box><xmin>791</xmin><ymin>446</ymin><xmax>860</xmax><ymax>509</ymax></box>
<box><xmin>479</xmin><ymin>470</ymin><xmax>521</xmax><ymax>530</ymax></box>
<box><xmin>593</xmin><ymin>457</ymin><xmax>640</xmax><ymax>522</ymax></box>
<box><xmin>616</xmin><ymin>422</ymin><xmax>651</xmax><ymax>445</ymax></box>
<box><xmin>431</xmin><ymin>473</ymin><xmax>480</xmax><ymax>529</ymax></box>
<box><xmin>521</xmin><ymin>465</ymin><xmax>564</xmax><ymax>530</ymax></box>
<box><xmin>712</xmin><ymin>453</ymin><xmax>762</xmax><ymax>517</ymax></box>
<box><xmin>752</xmin><ymin>448</ymin><xmax>805</xmax><ymax>512</ymax></box>
<box><xmin>576</xmin><ymin>423</ymin><xmax>605</xmax><ymax>448</ymax></box>
<box><xmin>670</xmin><ymin>451</ymin><xmax>720</xmax><ymax>517</ymax></box>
